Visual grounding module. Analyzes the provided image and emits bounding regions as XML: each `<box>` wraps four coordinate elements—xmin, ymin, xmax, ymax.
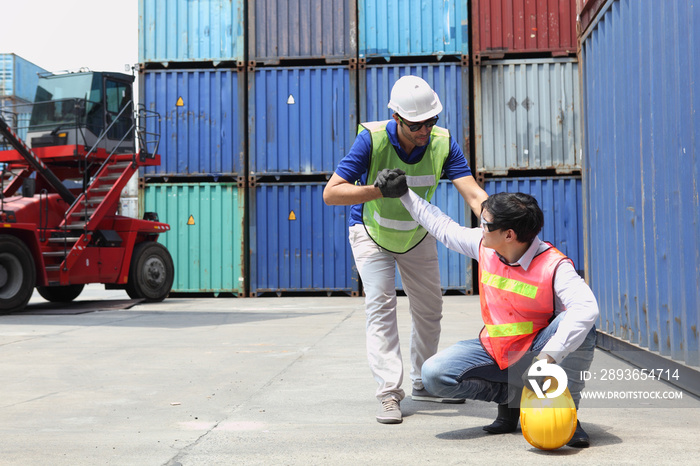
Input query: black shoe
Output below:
<box><xmin>483</xmin><ymin>403</ymin><xmax>520</xmax><ymax>434</ymax></box>
<box><xmin>567</xmin><ymin>420</ymin><xmax>590</xmax><ymax>448</ymax></box>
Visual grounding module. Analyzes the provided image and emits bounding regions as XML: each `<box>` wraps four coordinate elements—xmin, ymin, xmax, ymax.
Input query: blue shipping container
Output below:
<box><xmin>249</xmin><ymin>66</ymin><xmax>357</xmax><ymax>176</ymax></box>
<box><xmin>580</xmin><ymin>0</ymin><xmax>699</xmax><ymax>366</ymax></box>
<box><xmin>359</xmin><ymin>0</ymin><xmax>469</xmax><ymax>58</ymax></box>
<box><xmin>249</xmin><ymin>0</ymin><xmax>357</xmax><ymax>64</ymax></box>
<box><xmin>139</xmin><ymin>69</ymin><xmax>246</xmax><ymax>177</ymax></box>
<box><xmin>484</xmin><ymin>177</ymin><xmax>583</xmax><ymax>273</ymax></box>
<box><xmin>0</xmin><ymin>53</ymin><xmax>46</xmax><ymax>103</ymax></box>
<box><xmin>0</xmin><ymin>98</ymin><xmax>32</xmax><ymax>143</ymax></box>
<box><xmin>138</xmin><ymin>0</ymin><xmax>245</xmax><ymax>65</ymax></box>
<box><xmin>250</xmin><ymin>182</ymin><xmax>359</xmax><ymax>295</ymax></box>
<box><xmin>395</xmin><ymin>180</ymin><xmax>473</xmax><ymax>293</ymax></box>
<box><xmin>360</xmin><ymin>63</ymin><xmax>469</xmax><ymax>152</ymax></box>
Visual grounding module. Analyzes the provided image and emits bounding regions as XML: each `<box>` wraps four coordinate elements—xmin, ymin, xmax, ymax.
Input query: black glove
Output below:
<box><xmin>374</xmin><ymin>168</ymin><xmax>408</xmax><ymax>198</ymax></box>
<box><xmin>374</xmin><ymin>168</ymin><xmax>403</xmax><ymax>186</ymax></box>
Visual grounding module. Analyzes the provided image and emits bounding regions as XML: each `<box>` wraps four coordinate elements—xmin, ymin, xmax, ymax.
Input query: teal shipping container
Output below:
<box><xmin>249</xmin><ymin>182</ymin><xmax>359</xmax><ymax>296</ymax></box>
<box><xmin>395</xmin><ymin>180</ymin><xmax>473</xmax><ymax>293</ymax></box>
<box><xmin>142</xmin><ymin>182</ymin><xmax>245</xmax><ymax>295</ymax></box>
<box><xmin>138</xmin><ymin>0</ymin><xmax>245</xmax><ymax>66</ymax></box>
<box><xmin>0</xmin><ymin>53</ymin><xmax>46</xmax><ymax>103</ymax></box>
<box><xmin>359</xmin><ymin>0</ymin><xmax>469</xmax><ymax>59</ymax></box>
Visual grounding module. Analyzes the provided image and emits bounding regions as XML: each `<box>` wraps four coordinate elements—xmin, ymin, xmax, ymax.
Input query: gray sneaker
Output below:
<box><xmin>412</xmin><ymin>388</ymin><xmax>465</xmax><ymax>404</ymax></box>
<box><xmin>376</xmin><ymin>397</ymin><xmax>402</xmax><ymax>424</ymax></box>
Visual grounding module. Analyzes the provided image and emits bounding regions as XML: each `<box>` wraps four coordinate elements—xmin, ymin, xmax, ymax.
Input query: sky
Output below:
<box><xmin>0</xmin><ymin>0</ymin><xmax>138</xmax><ymax>74</ymax></box>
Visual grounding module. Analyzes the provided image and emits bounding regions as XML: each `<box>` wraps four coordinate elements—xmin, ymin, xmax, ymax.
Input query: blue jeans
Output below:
<box><xmin>421</xmin><ymin>312</ymin><xmax>597</xmax><ymax>409</ymax></box>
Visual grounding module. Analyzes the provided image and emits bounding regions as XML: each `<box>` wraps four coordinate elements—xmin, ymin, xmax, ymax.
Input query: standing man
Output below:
<box><xmin>377</xmin><ymin>172</ymin><xmax>597</xmax><ymax>447</ymax></box>
<box><xmin>323</xmin><ymin>76</ymin><xmax>488</xmax><ymax>424</ymax></box>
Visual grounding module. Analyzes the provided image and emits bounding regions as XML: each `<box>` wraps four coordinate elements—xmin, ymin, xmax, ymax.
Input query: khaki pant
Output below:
<box><xmin>349</xmin><ymin>224</ymin><xmax>444</xmax><ymax>401</ymax></box>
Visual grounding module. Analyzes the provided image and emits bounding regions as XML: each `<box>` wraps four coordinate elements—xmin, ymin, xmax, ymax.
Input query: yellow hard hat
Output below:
<box><xmin>520</xmin><ymin>378</ymin><xmax>577</xmax><ymax>450</ymax></box>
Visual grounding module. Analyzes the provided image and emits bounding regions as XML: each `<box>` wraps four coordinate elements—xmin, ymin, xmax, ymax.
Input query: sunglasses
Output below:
<box><xmin>398</xmin><ymin>115</ymin><xmax>439</xmax><ymax>132</ymax></box>
<box><xmin>480</xmin><ymin>214</ymin><xmax>501</xmax><ymax>232</ymax></box>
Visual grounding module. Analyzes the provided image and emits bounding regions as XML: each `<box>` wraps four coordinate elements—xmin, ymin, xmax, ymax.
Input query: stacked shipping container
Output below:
<box><xmin>471</xmin><ymin>0</ymin><xmax>584</xmax><ymax>277</ymax></box>
<box><xmin>138</xmin><ymin>0</ymin><xmax>247</xmax><ymax>295</ymax></box>
<box><xmin>0</xmin><ymin>54</ymin><xmax>46</xmax><ymax>143</ymax></box>
<box><xmin>247</xmin><ymin>0</ymin><xmax>360</xmax><ymax>296</ymax></box>
<box><xmin>359</xmin><ymin>60</ymin><xmax>473</xmax><ymax>292</ymax></box>
<box><xmin>483</xmin><ymin>177</ymin><xmax>584</xmax><ymax>273</ymax></box>
<box><xmin>471</xmin><ymin>0</ymin><xmax>577</xmax><ymax>62</ymax></box>
<box><xmin>358</xmin><ymin>0</ymin><xmax>474</xmax><ymax>293</ymax></box>
<box><xmin>0</xmin><ymin>54</ymin><xmax>46</xmax><ymax>195</ymax></box>
<box><xmin>579</xmin><ymin>0</ymin><xmax>700</xmax><ymax>374</ymax></box>
<box><xmin>0</xmin><ymin>53</ymin><xmax>45</xmax><ymax>103</ymax></box>
<box><xmin>358</xmin><ymin>0</ymin><xmax>470</xmax><ymax>59</ymax></box>
<box><xmin>136</xmin><ymin>1</ymin><xmax>585</xmax><ymax>297</ymax></box>
<box><xmin>248</xmin><ymin>0</ymin><xmax>357</xmax><ymax>65</ymax></box>
<box><xmin>138</xmin><ymin>0</ymin><xmax>361</xmax><ymax>296</ymax></box>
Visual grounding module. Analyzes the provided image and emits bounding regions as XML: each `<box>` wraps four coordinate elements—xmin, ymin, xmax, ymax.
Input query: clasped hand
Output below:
<box><xmin>373</xmin><ymin>168</ymin><xmax>408</xmax><ymax>198</ymax></box>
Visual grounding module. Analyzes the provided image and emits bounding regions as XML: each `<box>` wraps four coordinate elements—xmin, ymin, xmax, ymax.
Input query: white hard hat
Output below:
<box><xmin>387</xmin><ymin>75</ymin><xmax>442</xmax><ymax>121</ymax></box>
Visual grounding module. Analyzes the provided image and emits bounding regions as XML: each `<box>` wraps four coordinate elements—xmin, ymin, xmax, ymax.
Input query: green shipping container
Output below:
<box><xmin>142</xmin><ymin>182</ymin><xmax>245</xmax><ymax>295</ymax></box>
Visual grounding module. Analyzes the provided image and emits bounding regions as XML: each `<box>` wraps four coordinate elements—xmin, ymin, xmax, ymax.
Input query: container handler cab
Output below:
<box><xmin>0</xmin><ymin>70</ymin><xmax>174</xmax><ymax>313</ymax></box>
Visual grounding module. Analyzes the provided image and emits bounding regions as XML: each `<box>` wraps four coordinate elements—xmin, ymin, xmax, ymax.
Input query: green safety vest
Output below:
<box><xmin>360</xmin><ymin>120</ymin><xmax>450</xmax><ymax>253</ymax></box>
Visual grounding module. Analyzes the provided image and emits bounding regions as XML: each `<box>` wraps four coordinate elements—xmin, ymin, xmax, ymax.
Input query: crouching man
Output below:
<box><xmin>375</xmin><ymin>169</ymin><xmax>598</xmax><ymax>447</ymax></box>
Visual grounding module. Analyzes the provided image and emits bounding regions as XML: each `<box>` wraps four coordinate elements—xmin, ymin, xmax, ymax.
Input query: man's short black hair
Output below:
<box><xmin>481</xmin><ymin>192</ymin><xmax>544</xmax><ymax>244</ymax></box>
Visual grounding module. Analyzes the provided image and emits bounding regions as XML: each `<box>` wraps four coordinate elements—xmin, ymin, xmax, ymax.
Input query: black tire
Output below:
<box><xmin>125</xmin><ymin>242</ymin><xmax>174</xmax><ymax>301</ymax></box>
<box><xmin>0</xmin><ymin>235</ymin><xmax>36</xmax><ymax>313</ymax></box>
<box><xmin>36</xmin><ymin>284</ymin><xmax>85</xmax><ymax>303</ymax></box>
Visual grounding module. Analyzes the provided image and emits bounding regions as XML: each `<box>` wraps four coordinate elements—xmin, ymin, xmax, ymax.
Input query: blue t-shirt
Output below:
<box><xmin>334</xmin><ymin>119</ymin><xmax>473</xmax><ymax>226</ymax></box>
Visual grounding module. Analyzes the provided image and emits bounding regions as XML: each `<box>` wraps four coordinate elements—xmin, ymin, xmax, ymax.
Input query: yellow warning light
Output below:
<box><xmin>288</xmin><ymin>211</ymin><xmax>296</xmax><ymax>221</ymax></box>
<box><xmin>176</xmin><ymin>97</ymin><xmax>184</xmax><ymax>107</ymax></box>
<box><xmin>187</xmin><ymin>215</ymin><xmax>195</xmax><ymax>225</ymax></box>
<box><xmin>57</xmin><ymin>132</ymin><xmax>68</xmax><ymax>138</ymax></box>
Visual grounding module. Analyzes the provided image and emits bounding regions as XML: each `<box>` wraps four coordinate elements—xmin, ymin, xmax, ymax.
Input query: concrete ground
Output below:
<box><xmin>0</xmin><ymin>285</ymin><xmax>698</xmax><ymax>465</ymax></box>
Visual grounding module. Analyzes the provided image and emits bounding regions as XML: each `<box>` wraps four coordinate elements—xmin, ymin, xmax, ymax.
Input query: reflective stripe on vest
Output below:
<box><xmin>406</xmin><ymin>174</ymin><xmax>437</xmax><ymax>187</ymax></box>
<box><xmin>371</xmin><ymin>166</ymin><xmax>436</xmax><ymax>230</ymax></box>
<box><xmin>478</xmin><ymin>243</ymin><xmax>570</xmax><ymax>370</ymax></box>
<box><xmin>373</xmin><ymin>211</ymin><xmax>418</xmax><ymax>231</ymax></box>
<box><xmin>484</xmin><ymin>321</ymin><xmax>534</xmax><ymax>337</ymax></box>
<box><xmin>360</xmin><ymin>120</ymin><xmax>450</xmax><ymax>253</ymax></box>
<box><xmin>481</xmin><ymin>270</ymin><xmax>539</xmax><ymax>299</ymax></box>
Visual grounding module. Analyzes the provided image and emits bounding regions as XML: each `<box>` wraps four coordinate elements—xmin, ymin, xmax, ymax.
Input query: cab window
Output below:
<box><xmin>105</xmin><ymin>79</ymin><xmax>133</xmax><ymax>140</ymax></box>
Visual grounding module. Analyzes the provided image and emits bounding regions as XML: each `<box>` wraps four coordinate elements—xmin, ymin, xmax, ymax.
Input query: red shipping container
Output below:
<box><xmin>577</xmin><ymin>0</ymin><xmax>608</xmax><ymax>37</ymax></box>
<box><xmin>472</xmin><ymin>0</ymin><xmax>577</xmax><ymax>60</ymax></box>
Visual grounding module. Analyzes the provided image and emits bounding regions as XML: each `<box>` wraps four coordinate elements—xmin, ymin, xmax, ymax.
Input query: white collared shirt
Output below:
<box><xmin>400</xmin><ymin>190</ymin><xmax>599</xmax><ymax>362</ymax></box>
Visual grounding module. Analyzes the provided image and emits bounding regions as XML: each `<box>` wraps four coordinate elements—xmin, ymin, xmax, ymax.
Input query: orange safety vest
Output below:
<box><xmin>478</xmin><ymin>242</ymin><xmax>572</xmax><ymax>370</ymax></box>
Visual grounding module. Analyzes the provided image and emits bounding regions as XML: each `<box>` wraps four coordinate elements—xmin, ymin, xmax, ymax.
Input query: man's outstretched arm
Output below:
<box><xmin>400</xmin><ymin>190</ymin><xmax>481</xmax><ymax>260</ymax></box>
